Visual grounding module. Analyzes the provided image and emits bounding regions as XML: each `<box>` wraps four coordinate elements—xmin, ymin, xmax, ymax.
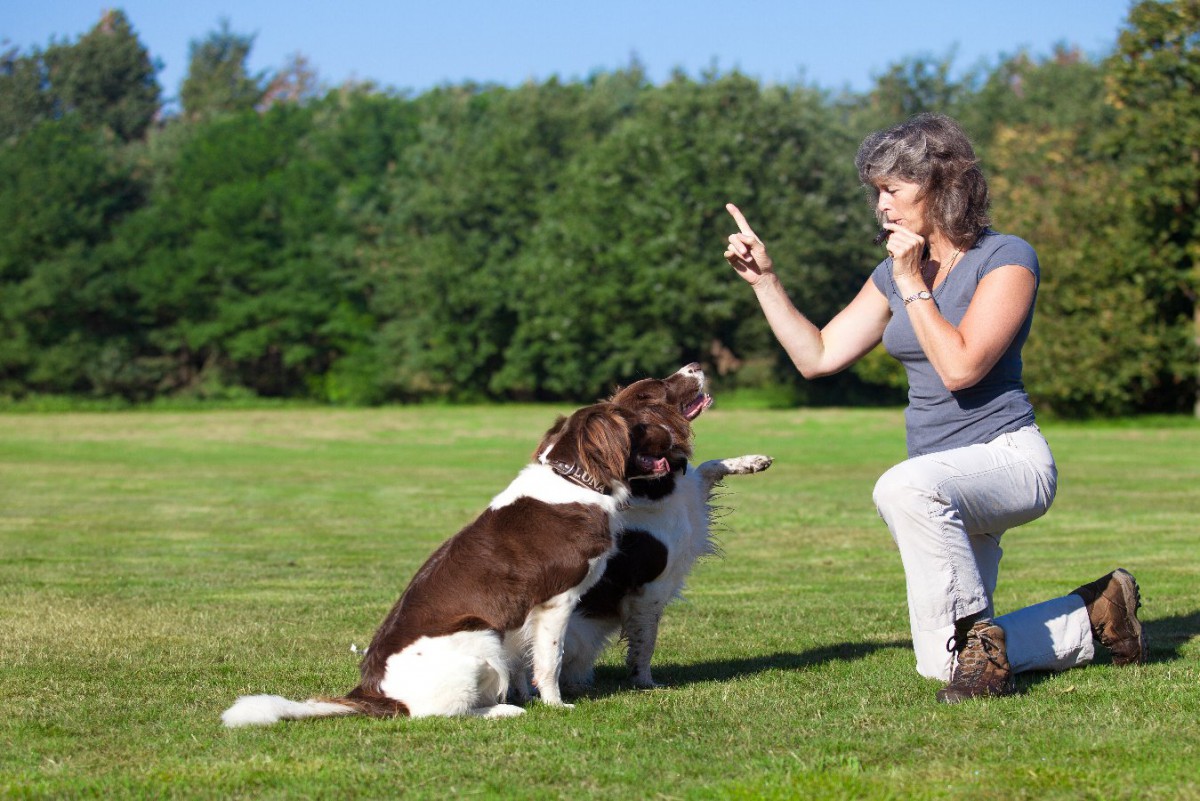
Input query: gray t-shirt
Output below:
<box><xmin>870</xmin><ymin>230</ymin><xmax>1039</xmax><ymax>457</ymax></box>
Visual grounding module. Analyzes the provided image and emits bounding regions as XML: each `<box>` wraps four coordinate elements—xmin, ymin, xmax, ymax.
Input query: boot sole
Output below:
<box><xmin>936</xmin><ymin>681</ymin><xmax>1016</xmax><ymax>705</ymax></box>
<box><xmin>1111</xmin><ymin>568</ymin><xmax>1148</xmax><ymax>666</ymax></box>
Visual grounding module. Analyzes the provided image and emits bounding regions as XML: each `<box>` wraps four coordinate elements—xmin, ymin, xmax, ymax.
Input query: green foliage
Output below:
<box><xmin>0</xmin><ymin>118</ymin><xmax>143</xmax><ymax>396</ymax></box>
<box><xmin>857</xmin><ymin>53</ymin><xmax>966</xmax><ymax>127</ymax></box>
<box><xmin>1</xmin><ymin>7</ymin><xmax>1197</xmax><ymax>415</ymax></box>
<box><xmin>0</xmin><ymin>46</ymin><xmax>53</xmax><ymax>142</ymax></box>
<box><xmin>299</xmin><ymin>88</ymin><xmax>424</xmax><ymax>404</ymax></box>
<box><xmin>42</xmin><ymin>10</ymin><xmax>160</xmax><ymax>142</ymax></box>
<box><xmin>957</xmin><ymin>52</ymin><xmax>1179</xmax><ymax>416</ymax></box>
<box><xmin>369</xmin><ymin>76</ymin><xmax>637</xmax><ymax>400</ymax></box>
<box><xmin>957</xmin><ymin>45</ymin><xmax>1116</xmax><ymax>162</ymax></box>
<box><xmin>1106</xmin><ymin>0</ymin><xmax>1200</xmax><ymax>413</ymax></box>
<box><xmin>498</xmin><ymin>72</ymin><xmax>873</xmax><ymax>400</ymax></box>
<box><xmin>123</xmin><ymin>105</ymin><xmax>355</xmax><ymax>397</ymax></box>
<box><xmin>989</xmin><ymin>123</ymin><xmax>1169</xmax><ymax>416</ymax></box>
<box><xmin>180</xmin><ymin>19</ymin><xmax>265</xmax><ymax>120</ymax></box>
<box><xmin>0</xmin><ymin>10</ymin><xmax>159</xmax><ymax>143</ymax></box>
<box><xmin>1108</xmin><ymin>0</ymin><xmax>1200</xmax><ymax>229</ymax></box>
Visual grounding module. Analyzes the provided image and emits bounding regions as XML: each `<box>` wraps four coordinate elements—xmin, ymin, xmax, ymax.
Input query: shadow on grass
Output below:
<box><xmin>1145</xmin><ymin>609</ymin><xmax>1200</xmax><ymax>662</ymax></box>
<box><xmin>583</xmin><ymin>638</ymin><xmax>909</xmax><ymax>697</ymax></box>
<box><xmin>579</xmin><ymin>611</ymin><xmax>1197</xmax><ymax>699</ymax></box>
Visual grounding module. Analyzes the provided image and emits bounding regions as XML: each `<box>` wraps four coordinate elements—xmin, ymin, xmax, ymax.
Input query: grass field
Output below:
<box><xmin>2</xmin><ymin>406</ymin><xmax>1198</xmax><ymax>800</ymax></box>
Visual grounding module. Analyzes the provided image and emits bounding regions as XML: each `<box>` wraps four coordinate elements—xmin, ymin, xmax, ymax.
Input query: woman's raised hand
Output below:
<box><xmin>724</xmin><ymin>203</ymin><xmax>775</xmax><ymax>285</ymax></box>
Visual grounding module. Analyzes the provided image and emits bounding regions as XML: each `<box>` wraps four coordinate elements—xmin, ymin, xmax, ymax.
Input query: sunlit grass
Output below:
<box><xmin>1</xmin><ymin>407</ymin><xmax>1197</xmax><ymax>799</ymax></box>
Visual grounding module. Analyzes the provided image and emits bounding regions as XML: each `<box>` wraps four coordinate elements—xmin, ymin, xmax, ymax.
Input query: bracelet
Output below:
<box><xmin>903</xmin><ymin>290</ymin><xmax>933</xmax><ymax>306</ymax></box>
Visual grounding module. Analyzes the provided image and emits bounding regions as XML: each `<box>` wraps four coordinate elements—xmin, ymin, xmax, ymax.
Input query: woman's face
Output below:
<box><xmin>875</xmin><ymin>178</ymin><xmax>931</xmax><ymax>237</ymax></box>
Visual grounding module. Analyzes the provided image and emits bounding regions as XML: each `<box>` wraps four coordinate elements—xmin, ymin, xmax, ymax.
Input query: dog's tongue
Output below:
<box><xmin>684</xmin><ymin>394</ymin><xmax>713</xmax><ymax>420</ymax></box>
<box><xmin>639</xmin><ymin>455</ymin><xmax>671</xmax><ymax>475</ymax></box>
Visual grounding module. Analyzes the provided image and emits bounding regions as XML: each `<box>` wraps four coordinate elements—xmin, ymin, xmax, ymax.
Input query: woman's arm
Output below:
<box><xmin>725</xmin><ymin>203</ymin><xmax>891</xmax><ymax>378</ymax></box>
<box><xmin>901</xmin><ymin>264</ymin><xmax>1036</xmax><ymax>391</ymax></box>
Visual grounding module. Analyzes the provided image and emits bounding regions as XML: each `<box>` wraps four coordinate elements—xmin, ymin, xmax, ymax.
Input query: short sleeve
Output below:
<box><xmin>870</xmin><ymin>258</ymin><xmax>893</xmax><ymax>297</ymax></box>
<box><xmin>979</xmin><ymin>236</ymin><xmax>1039</xmax><ymax>284</ymax></box>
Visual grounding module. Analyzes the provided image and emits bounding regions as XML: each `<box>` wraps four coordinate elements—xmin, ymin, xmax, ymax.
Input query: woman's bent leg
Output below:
<box><xmin>873</xmin><ymin>427</ymin><xmax>1057</xmax><ymax>681</ymax></box>
<box><xmin>996</xmin><ymin>594</ymin><xmax>1095</xmax><ymax>673</ymax></box>
<box><xmin>907</xmin><ymin>531</ymin><xmax>1005</xmax><ymax>679</ymax></box>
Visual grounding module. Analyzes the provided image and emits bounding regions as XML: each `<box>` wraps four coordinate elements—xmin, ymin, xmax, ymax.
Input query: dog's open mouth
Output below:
<box><xmin>683</xmin><ymin>393</ymin><xmax>713</xmax><ymax>421</ymax></box>
<box><xmin>636</xmin><ymin>454</ymin><xmax>672</xmax><ymax>478</ymax></box>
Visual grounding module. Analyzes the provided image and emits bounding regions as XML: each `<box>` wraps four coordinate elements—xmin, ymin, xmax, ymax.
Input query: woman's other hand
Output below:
<box><xmin>883</xmin><ymin>223</ymin><xmax>926</xmax><ymax>290</ymax></box>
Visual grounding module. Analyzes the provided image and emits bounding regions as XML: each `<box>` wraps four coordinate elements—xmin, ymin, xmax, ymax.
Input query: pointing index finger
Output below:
<box><xmin>726</xmin><ymin>203</ymin><xmax>755</xmax><ymax>237</ymax></box>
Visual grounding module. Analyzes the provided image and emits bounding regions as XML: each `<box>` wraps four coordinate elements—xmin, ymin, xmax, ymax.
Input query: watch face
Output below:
<box><xmin>919</xmin><ymin>291</ymin><xmax>932</xmax><ymax>299</ymax></box>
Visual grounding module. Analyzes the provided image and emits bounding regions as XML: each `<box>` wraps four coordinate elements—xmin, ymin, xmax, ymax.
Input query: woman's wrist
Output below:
<box><xmin>751</xmin><ymin>271</ymin><xmax>784</xmax><ymax>293</ymax></box>
<box><xmin>893</xmin><ymin>276</ymin><xmax>926</xmax><ymax>298</ymax></box>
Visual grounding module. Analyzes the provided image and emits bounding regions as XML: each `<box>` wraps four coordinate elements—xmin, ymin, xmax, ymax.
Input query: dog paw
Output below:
<box><xmin>480</xmin><ymin>704</ymin><xmax>526</xmax><ymax>718</ymax></box>
<box><xmin>721</xmin><ymin>454</ymin><xmax>773</xmax><ymax>475</ymax></box>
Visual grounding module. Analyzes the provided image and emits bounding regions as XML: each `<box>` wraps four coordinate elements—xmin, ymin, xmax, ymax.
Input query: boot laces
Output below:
<box><xmin>946</xmin><ymin>626</ymin><xmax>1004</xmax><ymax>682</ymax></box>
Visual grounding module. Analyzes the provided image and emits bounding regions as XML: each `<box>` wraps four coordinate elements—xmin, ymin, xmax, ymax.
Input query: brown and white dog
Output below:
<box><xmin>221</xmin><ymin>401</ymin><xmax>677</xmax><ymax>725</ymax></box>
<box><xmin>560</xmin><ymin>364</ymin><xmax>772</xmax><ymax>691</ymax></box>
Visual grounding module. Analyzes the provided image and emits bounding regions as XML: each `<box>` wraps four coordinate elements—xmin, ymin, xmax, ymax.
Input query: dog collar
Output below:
<box><xmin>548</xmin><ymin>460</ymin><xmax>611</xmax><ymax>495</ymax></box>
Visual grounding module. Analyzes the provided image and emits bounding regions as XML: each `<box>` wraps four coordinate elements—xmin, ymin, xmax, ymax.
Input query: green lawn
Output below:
<box><xmin>2</xmin><ymin>407</ymin><xmax>1197</xmax><ymax>800</ymax></box>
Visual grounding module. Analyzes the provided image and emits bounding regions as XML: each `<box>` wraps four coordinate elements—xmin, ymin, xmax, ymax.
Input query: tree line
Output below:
<box><xmin>1</xmin><ymin>2</ymin><xmax>1196</xmax><ymax>416</ymax></box>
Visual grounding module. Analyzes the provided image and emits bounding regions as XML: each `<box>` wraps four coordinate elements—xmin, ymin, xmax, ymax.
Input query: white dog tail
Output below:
<box><xmin>221</xmin><ymin>694</ymin><xmax>362</xmax><ymax>728</ymax></box>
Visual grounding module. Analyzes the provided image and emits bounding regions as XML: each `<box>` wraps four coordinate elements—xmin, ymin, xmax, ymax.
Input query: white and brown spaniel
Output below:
<box><xmin>222</xmin><ymin>401</ymin><xmax>675</xmax><ymax>725</ymax></box>
<box><xmin>561</xmin><ymin>363</ymin><xmax>772</xmax><ymax>691</ymax></box>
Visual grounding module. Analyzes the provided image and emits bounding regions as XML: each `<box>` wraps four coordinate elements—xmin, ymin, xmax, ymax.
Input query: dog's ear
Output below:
<box><xmin>570</xmin><ymin>403</ymin><xmax>632</xmax><ymax>487</ymax></box>
<box><xmin>610</xmin><ymin>377</ymin><xmax>668</xmax><ymax>408</ymax></box>
<box><xmin>533</xmin><ymin>415</ymin><xmax>569</xmax><ymax>462</ymax></box>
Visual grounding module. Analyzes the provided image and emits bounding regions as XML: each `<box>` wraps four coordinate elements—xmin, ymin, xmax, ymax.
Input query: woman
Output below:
<box><xmin>723</xmin><ymin>113</ymin><xmax>1146</xmax><ymax>703</ymax></box>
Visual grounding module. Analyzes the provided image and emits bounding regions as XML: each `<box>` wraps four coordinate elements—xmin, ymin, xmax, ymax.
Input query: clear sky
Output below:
<box><xmin>6</xmin><ymin>1</ymin><xmax>1135</xmax><ymax>106</ymax></box>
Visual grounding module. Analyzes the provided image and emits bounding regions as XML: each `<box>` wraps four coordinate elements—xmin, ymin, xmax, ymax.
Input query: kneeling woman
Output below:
<box><xmin>722</xmin><ymin>113</ymin><xmax>1146</xmax><ymax>702</ymax></box>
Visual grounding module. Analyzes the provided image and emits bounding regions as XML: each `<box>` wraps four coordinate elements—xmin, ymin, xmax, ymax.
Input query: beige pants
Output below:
<box><xmin>873</xmin><ymin>425</ymin><xmax>1094</xmax><ymax>681</ymax></box>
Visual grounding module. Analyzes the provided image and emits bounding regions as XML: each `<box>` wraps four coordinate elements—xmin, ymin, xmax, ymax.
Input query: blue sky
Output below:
<box><xmin>6</xmin><ymin>1</ymin><xmax>1134</xmax><ymax>105</ymax></box>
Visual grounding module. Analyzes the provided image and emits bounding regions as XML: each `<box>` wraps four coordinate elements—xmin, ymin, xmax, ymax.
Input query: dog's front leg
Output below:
<box><xmin>697</xmin><ymin>455</ymin><xmax>773</xmax><ymax>495</ymax></box>
<box><xmin>622</xmin><ymin>599</ymin><xmax>665</xmax><ymax>689</ymax></box>
<box><xmin>527</xmin><ymin>598</ymin><xmax>575</xmax><ymax>707</ymax></box>
<box><xmin>502</xmin><ymin>628</ymin><xmax>533</xmax><ymax>705</ymax></box>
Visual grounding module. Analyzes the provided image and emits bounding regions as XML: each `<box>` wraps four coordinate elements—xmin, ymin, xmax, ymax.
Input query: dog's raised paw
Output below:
<box><xmin>722</xmin><ymin>455</ymin><xmax>773</xmax><ymax>475</ymax></box>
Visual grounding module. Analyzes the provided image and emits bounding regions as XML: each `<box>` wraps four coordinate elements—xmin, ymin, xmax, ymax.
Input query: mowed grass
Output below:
<box><xmin>1</xmin><ymin>406</ymin><xmax>1197</xmax><ymax>800</ymax></box>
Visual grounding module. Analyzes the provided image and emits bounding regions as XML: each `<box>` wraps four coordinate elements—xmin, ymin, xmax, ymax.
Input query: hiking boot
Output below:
<box><xmin>936</xmin><ymin>620</ymin><xmax>1015</xmax><ymax>704</ymax></box>
<box><xmin>1071</xmin><ymin>568</ymin><xmax>1147</xmax><ymax>666</ymax></box>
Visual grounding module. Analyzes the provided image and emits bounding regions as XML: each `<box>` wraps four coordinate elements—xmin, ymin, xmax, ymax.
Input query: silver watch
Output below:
<box><xmin>903</xmin><ymin>290</ymin><xmax>933</xmax><ymax>306</ymax></box>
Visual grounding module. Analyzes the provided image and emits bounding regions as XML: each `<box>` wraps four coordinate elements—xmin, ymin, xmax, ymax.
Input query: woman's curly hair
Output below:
<box><xmin>855</xmin><ymin>113</ymin><xmax>991</xmax><ymax>250</ymax></box>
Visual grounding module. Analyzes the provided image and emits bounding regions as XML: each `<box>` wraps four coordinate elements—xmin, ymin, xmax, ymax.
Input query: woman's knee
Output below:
<box><xmin>872</xmin><ymin>462</ymin><xmax>930</xmax><ymax>519</ymax></box>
